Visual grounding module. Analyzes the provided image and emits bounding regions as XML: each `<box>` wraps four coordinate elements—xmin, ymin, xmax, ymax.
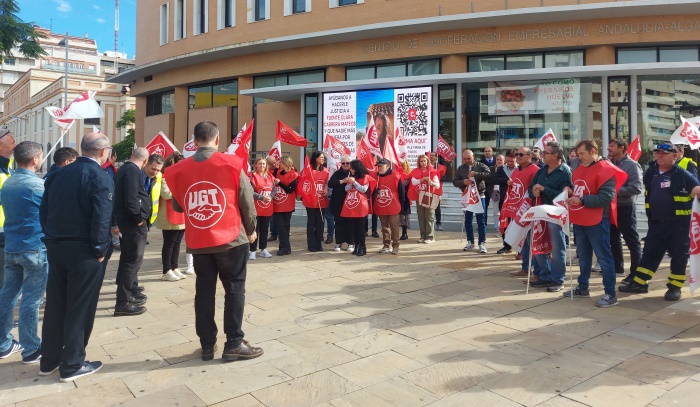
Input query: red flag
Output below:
<box><xmin>297</xmin><ymin>155</ymin><xmax>316</xmax><ymax>205</ymax></box>
<box><xmin>268</xmin><ymin>140</ymin><xmax>282</xmax><ymax>161</ymax></box>
<box><xmin>276</xmin><ymin>120</ymin><xmax>308</xmax><ymax>147</ymax></box>
<box><xmin>382</xmin><ymin>135</ymin><xmax>403</xmax><ymax>175</ymax></box>
<box><xmin>436</xmin><ymin>135</ymin><xmax>457</xmax><ymax>161</ymax></box>
<box><xmin>146</xmin><ymin>132</ymin><xmax>177</xmax><ymax>158</ymax></box>
<box><xmin>323</xmin><ymin>135</ymin><xmax>351</xmax><ymax>171</ymax></box>
<box><xmin>226</xmin><ymin>120</ymin><xmax>254</xmax><ymax>164</ymax></box>
<box><xmin>358</xmin><ymin>137</ymin><xmax>376</xmax><ymax>171</ymax></box>
<box><xmin>394</xmin><ymin>127</ymin><xmax>409</xmax><ymax>162</ymax></box>
<box><xmin>628</xmin><ymin>135</ymin><xmax>642</xmax><ymax>161</ymax></box>
<box><xmin>183</xmin><ymin>136</ymin><xmax>197</xmax><ymax>158</ymax></box>
<box><xmin>532</xmin><ymin>220</ymin><xmax>552</xmax><ymax>255</ymax></box>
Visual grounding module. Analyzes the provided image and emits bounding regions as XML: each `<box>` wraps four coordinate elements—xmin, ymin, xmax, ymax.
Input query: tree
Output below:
<box><xmin>113</xmin><ymin>109</ymin><xmax>136</xmax><ymax>161</ymax></box>
<box><xmin>0</xmin><ymin>0</ymin><xmax>47</xmax><ymax>62</ymax></box>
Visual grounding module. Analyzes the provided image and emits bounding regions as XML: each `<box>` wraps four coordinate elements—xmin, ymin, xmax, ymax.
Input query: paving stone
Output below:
<box><xmin>187</xmin><ymin>364</ymin><xmax>290</xmax><ymax>405</ymax></box>
<box><xmin>402</xmin><ymin>354</ymin><xmax>499</xmax><ymax>397</ymax></box>
<box><xmin>329</xmin><ymin>377</ymin><xmax>438</xmax><ymax>407</ymax></box>
<box><xmin>612</xmin><ymin>319</ymin><xmax>686</xmax><ymax>343</ymax></box>
<box><xmin>425</xmin><ymin>385</ymin><xmax>522</xmax><ymax>407</ymax></box>
<box><xmin>610</xmin><ymin>353</ymin><xmax>700</xmax><ymax>390</ymax></box>
<box><xmin>269</xmin><ymin>344</ymin><xmax>359</xmax><ymax>378</ymax></box>
<box><xmin>15</xmin><ymin>379</ymin><xmax>132</xmax><ymax>407</ymax></box>
<box><xmin>562</xmin><ymin>371</ymin><xmax>666</xmax><ymax>407</ymax></box>
<box><xmin>393</xmin><ymin>335</ymin><xmax>475</xmax><ymax>366</ymax></box>
<box><xmin>111</xmin><ymin>385</ymin><xmax>206</xmax><ymax>407</ymax></box>
<box><xmin>251</xmin><ymin>370</ymin><xmax>360</xmax><ymax>407</ymax></box>
<box><xmin>335</xmin><ymin>330</ymin><xmax>416</xmax><ymax>357</ymax></box>
<box><xmin>331</xmin><ymin>351</ymin><xmax>424</xmax><ymax>388</ymax></box>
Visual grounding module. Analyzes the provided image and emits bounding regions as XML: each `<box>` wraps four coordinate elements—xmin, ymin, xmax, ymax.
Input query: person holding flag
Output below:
<box><xmin>299</xmin><ymin>152</ymin><xmax>330</xmax><ymax>252</ymax></box>
<box><xmin>341</xmin><ymin>160</ymin><xmax>375</xmax><ymax>256</ymax></box>
<box><xmin>564</xmin><ymin>140</ymin><xmax>627</xmax><ymax>307</ymax></box>
<box><xmin>273</xmin><ymin>156</ymin><xmax>299</xmax><ymax>256</ymax></box>
<box><xmin>620</xmin><ymin>142</ymin><xmax>700</xmax><ymax>301</ymax></box>
<box><xmin>607</xmin><ymin>138</ymin><xmax>643</xmax><ymax>282</ymax></box>
<box><xmin>328</xmin><ymin>155</ymin><xmax>354</xmax><ymax>252</ymax></box>
<box><xmin>373</xmin><ymin>158</ymin><xmax>405</xmax><ymax>254</ymax></box>
<box><xmin>492</xmin><ymin>149</ymin><xmax>518</xmax><ymax>254</ymax></box>
<box><xmin>409</xmin><ymin>154</ymin><xmax>440</xmax><ymax>244</ymax></box>
<box><xmin>249</xmin><ymin>157</ymin><xmax>274</xmax><ymax>260</ymax></box>
<box><xmin>429</xmin><ymin>152</ymin><xmax>447</xmax><ymax>231</ymax></box>
<box><xmin>453</xmin><ymin>149</ymin><xmax>492</xmax><ymax>253</ymax></box>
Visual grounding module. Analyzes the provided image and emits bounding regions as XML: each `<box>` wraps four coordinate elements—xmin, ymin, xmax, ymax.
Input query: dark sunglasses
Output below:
<box><xmin>515</xmin><ymin>153</ymin><xmax>531</xmax><ymax>157</ymax></box>
<box><xmin>341</xmin><ymin>162</ymin><xmax>350</xmax><ymax>165</ymax></box>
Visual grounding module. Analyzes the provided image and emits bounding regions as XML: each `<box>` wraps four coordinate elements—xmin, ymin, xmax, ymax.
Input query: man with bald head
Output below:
<box><xmin>453</xmin><ymin>148</ymin><xmax>492</xmax><ymax>253</ymax></box>
<box><xmin>113</xmin><ymin>147</ymin><xmax>152</xmax><ymax>316</ymax></box>
<box><xmin>40</xmin><ymin>132</ymin><xmax>114</xmax><ymax>382</ymax></box>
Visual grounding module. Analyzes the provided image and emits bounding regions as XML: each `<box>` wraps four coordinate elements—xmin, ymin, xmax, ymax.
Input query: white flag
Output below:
<box><xmin>460</xmin><ymin>179</ymin><xmax>484</xmax><ymax>214</ymax></box>
<box><xmin>689</xmin><ymin>199</ymin><xmax>700</xmax><ymax>295</ymax></box>
<box><xmin>45</xmin><ymin>91</ymin><xmax>104</xmax><ymax>120</ymax></box>
<box><xmin>268</xmin><ymin>140</ymin><xmax>282</xmax><ymax>161</ymax></box>
<box><xmin>534</xmin><ymin>128</ymin><xmax>556</xmax><ymax>151</ymax></box>
<box><xmin>93</xmin><ymin>125</ymin><xmax>100</xmax><ymax>134</ymax></box>
<box><xmin>183</xmin><ymin>136</ymin><xmax>196</xmax><ymax>158</ymax></box>
<box><xmin>671</xmin><ymin>116</ymin><xmax>700</xmax><ymax>150</ymax></box>
<box><xmin>504</xmin><ymin>221</ymin><xmax>529</xmax><ymax>251</ymax></box>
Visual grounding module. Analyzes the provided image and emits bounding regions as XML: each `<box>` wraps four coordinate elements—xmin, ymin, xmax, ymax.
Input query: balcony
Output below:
<box><xmin>41</xmin><ymin>62</ymin><xmax>97</xmax><ymax>76</ymax></box>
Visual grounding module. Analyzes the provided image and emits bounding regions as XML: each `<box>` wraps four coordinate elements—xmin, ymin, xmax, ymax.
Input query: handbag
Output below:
<box><xmin>418</xmin><ymin>187</ymin><xmax>440</xmax><ymax>209</ymax></box>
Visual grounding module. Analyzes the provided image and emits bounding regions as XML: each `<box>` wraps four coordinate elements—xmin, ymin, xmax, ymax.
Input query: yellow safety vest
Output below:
<box><xmin>678</xmin><ymin>157</ymin><xmax>697</xmax><ymax>171</ymax></box>
<box><xmin>0</xmin><ymin>157</ymin><xmax>14</xmax><ymax>231</ymax></box>
<box><xmin>149</xmin><ymin>172</ymin><xmax>162</xmax><ymax>224</ymax></box>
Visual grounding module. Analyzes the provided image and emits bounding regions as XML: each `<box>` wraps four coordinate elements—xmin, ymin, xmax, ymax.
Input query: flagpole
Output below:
<box><xmin>41</xmin><ymin>127</ymin><xmax>70</xmax><ymax>167</ymax></box>
<box><xmin>526</xmin><ymin>222</ymin><xmax>534</xmax><ymax>295</ymax></box>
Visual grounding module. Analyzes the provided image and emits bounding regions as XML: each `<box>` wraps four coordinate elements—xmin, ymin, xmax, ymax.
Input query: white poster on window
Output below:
<box><xmin>323</xmin><ymin>92</ymin><xmax>357</xmax><ymax>157</ymax></box>
<box><xmin>489</xmin><ymin>79</ymin><xmax>580</xmax><ymax>115</ymax></box>
<box><xmin>394</xmin><ymin>87</ymin><xmax>432</xmax><ymax>167</ymax></box>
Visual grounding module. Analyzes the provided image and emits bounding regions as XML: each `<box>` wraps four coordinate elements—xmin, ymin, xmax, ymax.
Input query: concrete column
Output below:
<box><xmin>630</xmin><ymin>75</ymin><xmax>638</xmax><ymax>143</ymax></box>
<box><xmin>601</xmin><ymin>76</ymin><xmax>609</xmax><ymax>152</ymax></box>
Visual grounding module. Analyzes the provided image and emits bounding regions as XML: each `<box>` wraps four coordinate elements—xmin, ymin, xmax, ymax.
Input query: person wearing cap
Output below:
<box><xmin>674</xmin><ymin>144</ymin><xmax>698</xmax><ymax>177</ymax></box>
<box><xmin>0</xmin><ymin>128</ymin><xmax>17</xmax><ymax>289</ymax></box>
<box><xmin>619</xmin><ymin>142</ymin><xmax>700</xmax><ymax>301</ymax></box>
<box><xmin>372</xmin><ymin>158</ymin><xmax>405</xmax><ymax>254</ymax></box>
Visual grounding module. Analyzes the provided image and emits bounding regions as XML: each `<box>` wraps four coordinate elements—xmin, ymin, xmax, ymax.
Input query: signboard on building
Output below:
<box><xmin>488</xmin><ymin>79</ymin><xmax>580</xmax><ymax>115</ymax></box>
<box><xmin>323</xmin><ymin>86</ymin><xmax>432</xmax><ymax>167</ymax></box>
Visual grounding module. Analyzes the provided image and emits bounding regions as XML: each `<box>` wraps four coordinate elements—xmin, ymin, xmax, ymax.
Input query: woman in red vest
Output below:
<box><xmin>156</xmin><ymin>152</ymin><xmax>191</xmax><ymax>282</ymax></box>
<box><xmin>249</xmin><ymin>157</ymin><xmax>274</xmax><ymax>260</ymax></box>
<box><xmin>301</xmin><ymin>151</ymin><xmax>330</xmax><ymax>252</ymax></box>
<box><xmin>409</xmin><ymin>154</ymin><xmax>440</xmax><ymax>243</ymax></box>
<box><xmin>341</xmin><ymin>160</ymin><xmax>376</xmax><ymax>256</ymax></box>
<box><xmin>273</xmin><ymin>155</ymin><xmax>299</xmax><ymax>255</ymax></box>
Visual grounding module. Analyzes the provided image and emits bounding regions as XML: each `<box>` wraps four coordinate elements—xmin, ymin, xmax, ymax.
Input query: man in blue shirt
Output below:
<box><xmin>0</xmin><ymin>142</ymin><xmax>47</xmax><ymax>364</ymax></box>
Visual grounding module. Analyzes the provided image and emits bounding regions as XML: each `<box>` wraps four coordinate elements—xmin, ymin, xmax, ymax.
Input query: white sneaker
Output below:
<box><xmin>260</xmin><ymin>249</ymin><xmax>272</xmax><ymax>258</ymax></box>
<box><xmin>183</xmin><ymin>266</ymin><xmax>195</xmax><ymax>275</ymax></box>
<box><xmin>335</xmin><ymin>244</ymin><xmax>341</xmax><ymax>251</ymax></box>
<box><xmin>161</xmin><ymin>270</ymin><xmax>180</xmax><ymax>282</ymax></box>
<box><xmin>463</xmin><ymin>243</ymin><xmax>474</xmax><ymax>251</ymax></box>
<box><xmin>379</xmin><ymin>246</ymin><xmax>390</xmax><ymax>253</ymax></box>
<box><xmin>479</xmin><ymin>244</ymin><xmax>487</xmax><ymax>253</ymax></box>
<box><xmin>592</xmin><ymin>263</ymin><xmax>602</xmax><ymax>272</ymax></box>
<box><xmin>184</xmin><ymin>254</ymin><xmax>194</xmax><ymax>275</ymax></box>
<box><xmin>172</xmin><ymin>268</ymin><xmax>186</xmax><ymax>279</ymax></box>
<box><xmin>418</xmin><ymin>238</ymin><xmax>425</xmax><ymax>243</ymax></box>
<box><xmin>347</xmin><ymin>245</ymin><xmax>355</xmax><ymax>252</ymax></box>
<box><xmin>424</xmin><ymin>240</ymin><xmax>434</xmax><ymax>244</ymax></box>
<box><xmin>249</xmin><ymin>252</ymin><xmax>256</xmax><ymax>260</ymax></box>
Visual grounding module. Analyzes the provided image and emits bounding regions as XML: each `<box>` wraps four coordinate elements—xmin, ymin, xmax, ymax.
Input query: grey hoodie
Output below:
<box><xmin>611</xmin><ymin>154</ymin><xmax>643</xmax><ymax>206</ymax></box>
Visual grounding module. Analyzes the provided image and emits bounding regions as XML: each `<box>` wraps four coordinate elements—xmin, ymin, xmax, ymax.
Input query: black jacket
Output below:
<box><xmin>328</xmin><ymin>168</ymin><xmax>350</xmax><ymax>217</ymax></box>
<box><xmin>114</xmin><ymin>161</ymin><xmax>151</xmax><ymax>229</ymax></box>
<box><xmin>40</xmin><ymin>157</ymin><xmax>114</xmax><ymax>258</ymax></box>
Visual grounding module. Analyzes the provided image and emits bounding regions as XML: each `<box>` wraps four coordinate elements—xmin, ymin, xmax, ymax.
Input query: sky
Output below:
<box><xmin>17</xmin><ymin>0</ymin><xmax>137</xmax><ymax>59</ymax></box>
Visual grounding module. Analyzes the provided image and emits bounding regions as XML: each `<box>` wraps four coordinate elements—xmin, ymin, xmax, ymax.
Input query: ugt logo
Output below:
<box><xmin>151</xmin><ymin>143</ymin><xmax>165</xmax><ymax>157</ymax></box>
<box><xmin>345</xmin><ymin>190</ymin><xmax>360</xmax><ymax>209</ymax></box>
<box><xmin>273</xmin><ymin>187</ymin><xmax>288</xmax><ymax>204</ymax></box>
<box><xmin>690</xmin><ymin>212</ymin><xmax>700</xmax><ymax>255</ymax></box>
<box><xmin>258</xmin><ymin>187</ymin><xmax>272</xmax><ymax>208</ymax></box>
<box><xmin>376</xmin><ymin>185</ymin><xmax>393</xmax><ymax>208</ymax></box>
<box><xmin>185</xmin><ymin>181</ymin><xmax>226</xmax><ymax>229</ymax></box>
<box><xmin>570</xmin><ymin>180</ymin><xmax>589</xmax><ymax>211</ymax></box>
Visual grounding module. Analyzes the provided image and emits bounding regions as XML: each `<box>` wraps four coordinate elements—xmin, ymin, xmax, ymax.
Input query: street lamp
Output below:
<box><xmin>57</xmin><ymin>33</ymin><xmax>69</xmax><ymax>109</ymax></box>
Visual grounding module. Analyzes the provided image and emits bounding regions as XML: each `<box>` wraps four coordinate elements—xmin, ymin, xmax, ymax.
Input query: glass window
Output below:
<box><xmin>254</xmin><ymin>74</ymin><xmax>286</xmax><ymax>88</ymax></box>
<box><xmin>189</xmin><ymin>85</ymin><xmax>213</xmax><ymax>109</ymax></box>
<box><xmin>469</xmin><ymin>56</ymin><xmax>504</xmax><ymax>72</ymax></box>
<box><xmin>408</xmin><ymin>60</ymin><xmax>439</xmax><ymax>76</ymax></box>
<box><xmin>288</xmin><ymin>70</ymin><xmax>324</xmax><ymax>85</ymax></box>
<box><xmin>213</xmin><ymin>81</ymin><xmax>238</xmax><ymax>107</ymax></box>
<box><xmin>618</xmin><ymin>48</ymin><xmax>657</xmax><ymax>64</ymax></box>
<box><xmin>160</xmin><ymin>3</ymin><xmax>169</xmax><ymax>45</ymax></box>
<box><xmin>255</xmin><ymin>0</ymin><xmax>265</xmax><ymax>21</ymax></box>
<box><xmin>4</xmin><ymin>58</ymin><xmax>15</xmax><ymax>65</ymax></box>
<box><xmin>293</xmin><ymin>0</ymin><xmax>305</xmax><ymax>13</ymax></box>
<box><xmin>660</xmin><ymin>47</ymin><xmax>699</xmax><ymax>62</ymax></box>
<box><xmin>376</xmin><ymin>63</ymin><xmax>406</xmax><ymax>79</ymax></box>
<box><xmin>346</xmin><ymin>66</ymin><xmax>375</xmax><ymax>81</ymax></box>
<box><xmin>506</xmin><ymin>54</ymin><xmax>542</xmax><ymax>70</ymax></box>
<box><xmin>305</xmin><ymin>94</ymin><xmax>318</xmax><ymax>114</ymax></box>
<box><xmin>304</xmin><ymin>94</ymin><xmax>319</xmax><ymax>151</ymax></box>
<box><xmin>545</xmin><ymin>51</ymin><xmax>584</xmax><ymax>68</ymax></box>
<box><xmin>339</xmin><ymin>0</ymin><xmax>357</xmax><ymax>5</ymax></box>
<box><xmin>162</xmin><ymin>91</ymin><xmax>175</xmax><ymax>114</ymax></box>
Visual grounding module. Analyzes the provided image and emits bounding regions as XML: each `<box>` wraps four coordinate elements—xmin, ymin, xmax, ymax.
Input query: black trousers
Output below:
<box><xmin>116</xmin><ymin>222</ymin><xmax>148</xmax><ymax>306</ymax></box>
<box><xmin>162</xmin><ymin>229</ymin><xmax>185</xmax><ymax>273</ymax></box>
<box><xmin>274</xmin><ymin>211</ymin><xmax>293</xmax><ymax>253</ymax></box>
<box><xmin>364</xmin><ymin>214</ymin><xmax>378</xmax><ymax>233</ymax></box>
<box><xmin>632</xmin><ymin>219</ymin><xmax>689</xmax><ymax>289</ymax></box>
<box><xmin>41</xmin><ymin>241</ymin><xmax>106</xmax><ymax>376</ymax></box>
<box><xmin>250</xmin><ymin>216</ymin><xmax>271</xmax><ymax>252</ymax></box>
<box><xmin>306</xmin><ymin>208</ymin><xmax>324</xmax><ymax>251</ymax></box>
<box><xmin>435</xmin><ymin>202</ymin><xmax>442</xmax><ymax>225</ymax></box>
<box><xmin>610</xmin><ymin>204</ymin><xmax>642</xmax><ymax>275</ymax></box>
<box><xmin>350</xmin><ymin>217</ymin><xmax>366</xmax><ymax>248</ymax></box>
<box><xmin>193</xmin><ymin>244</ymin><xmax>247</xmax><ymax>348</ymax></box>
<box><xmin>335</xmin><ymin>216</ymin><xmax>354</xmax><ymax>245</ymax></box>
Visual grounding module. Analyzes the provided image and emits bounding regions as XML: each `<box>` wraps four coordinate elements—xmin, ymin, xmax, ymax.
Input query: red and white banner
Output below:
<box><xmin>183</xmin><ymin>136</ymin><xmax>197</xmax><ymax>158</ymax></box>
<box><xmin>358</xmin><ymin>136</ymin><xmax>376</xmax><ymax>170</ymax></box>
<box><xmin>670</xmin><ymin>116</ymin><xmax>700</xmax><ymax>148</ymax></box>
<box><xmin>227</xmin><ymin>121</ymin><xmax>254</xmax><ymax>165</ymax></box>
<box><xmin>436</xmin><ymin>134</ymin><xmax>457</xmax><ymax>161</ymax></box>
<box><xmin>365</xmin><ymin>116</ymin><xmax>382</xmax><ymax>157</ymax></box>
<box><xmin>689</xmin><ymin>198</ymin><xmax>700</xmax><ymax>295</ymax></box>
<box><xmin>672</xmin><ymin>116</ymin><xmax>700</xmax><ymax>149</ymax></box>
<box><xmin>268</xmin><ymin>140</ymin><xmax>282</xmax><ymax>162</ymax></box>
<box><xmin>503</xmin><ymin>197</ymin><xmax>533</xmax><ymax>251</ymax></box>
<box><xmin>393</xmin><ymin>127</ymin><xmax>409</xmax><ymax>162</ymax></box>
<box><xmin>382</xmin><ymin>134</ymin><xmax>403</xmax><ymax>175</ymax></box>
<box><xmin>323</xmin><ymin>134</ymin><xmax>351</xmax><ymax>171</ymax></box>
<box><xmin>146</xmin><ymin>131</ymin><xmax>177</xmax><ymax>158</ymax></box>
<box><xmin>276</xmin><ymin>120</ymin><xmax>308</xmax><ymax>147</ymax></box>
<box><xmin>534</xmin><ymin>128</ymin><xmax>556</xmax><ymax>151</ymax></box>
<box><xmin>628</xmin><ymin>134</ymin><xmax>642</xmax><ymax>161</ymax></box>
<box><xmin>459</xmin><ymin>179</ymin><xmax>484</xmax><ymax>214</ymax></box>
<box><xmin>532</xmin><ymin>220</ymin><xmax>552</xmax><ymax>255</ymax></box>
<box><xmin>45</xmin><ymin>91</ymin><xmax>104</xmax><ymax>122</ymax></box>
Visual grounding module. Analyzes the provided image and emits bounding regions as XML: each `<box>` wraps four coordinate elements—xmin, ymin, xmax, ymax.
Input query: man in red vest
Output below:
<box><xmin>373</xmin><ymin>158</ymin><xmax>405</xmax><ymax>254</ymax></box>
<box><xmin>165</xmin><ymin>121</ymin><xmax>262</xmax><ymax>362</ymax></box>
<box><xmin>565</xmin><ymin>139</ymin><xmax>627</xmax><ymax>307</ymax></box>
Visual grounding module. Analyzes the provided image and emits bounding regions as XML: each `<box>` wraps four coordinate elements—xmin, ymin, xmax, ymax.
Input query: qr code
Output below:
<box><xmin>396</xmin><ymin>92</ymin><xmax>429</xmax><ymax>136</ymax></box>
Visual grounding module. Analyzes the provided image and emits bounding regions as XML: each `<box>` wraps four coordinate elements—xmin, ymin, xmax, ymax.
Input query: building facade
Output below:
<box><xmin>112</xmin><ymin>0</ymin><xmax>700</xmax><ymax>175</ymax></box>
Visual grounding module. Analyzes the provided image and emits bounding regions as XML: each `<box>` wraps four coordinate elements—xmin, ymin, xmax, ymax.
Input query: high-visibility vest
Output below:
<box><xmin>0</xmin><ymin>157</ymin><xmax>14</xmax><ymax>232</ymax></box>
<box><xmin>149</xmin><ymin>172</ymin><xmax>163</xmax><ymax>224</ymax></box>
<box><xmin>678</xmin><ymin>157</ymin><xmax>697</xmax><ymax>171</ymax></box>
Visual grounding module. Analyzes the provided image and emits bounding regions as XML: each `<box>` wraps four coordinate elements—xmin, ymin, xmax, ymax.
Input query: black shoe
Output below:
<box><xmin>621</xmin><ymin>274</ymin><xmax>634</xmax><ymax>284</ymax></box>
<box><xmin>547</xmin><ymin>284</ymin><xmax>564</xmax><ymax>292</ymax></box>
<box><xmin>22</xmin><ymin>348</ymin><xmax>42</xmax><ymax>364</ymax></box>
<box><xmin>59</xmin><ymin>361</ymin><xmax>103</xmax><ymax>382</ymax></box>
<box><xmin>324</xmin><ymin>237</ymin><xmax>334</xmax><ymax>244</ymax></box>
<box><xmin>222</xmin><ymin>340</ymin><xmax>263</xmax><ymax>361</ymax></box>
<box><xmin>496</xmin><ymin>247</ymin><xmax>512</xmax><ymax>254</ymax></box>
<box><xmin>132</xmin><ymin>292</ymin><xmax>147</xmax><ymax>301</ymax></box>
<box><xmin>371</xmin><ymin>231</ymin><xmax>380</xmax><ymax>238</ymax></box>
<box><xmin>400</xmin><ymin>233</ymin><xmax>408</xmax><ymax>241</ymax></box>
<box><xmin>114</xmin><ymin>303</ymin><xmax>147</xmax><ymax>316</ymax></box>
<box><xmin>352</xmin><ymin>245</ymin><xmax>358</xmax><ymax>255</ymax></box>
<box><xmin>136</xmin><ymin>286</ymin><xmax>145</xmax><ymax>293</ymax></box>
<box><xmin>618</xmin><ymin>281</ymin><xmax>649</xmax><ymax>294</ymax></box>
<box><xmin>357</xmin><ymin>246</ymin><xmax>366</xmax><ymax>256</ymax></box>
<box><xmin>127</xmin><ymin>297</ymin><xmax>147</xmax><ymax>307</ymax></box>
<box><xmin>267</xmin><ymin>235</ymin><xmax>278</xmax><ymax>242</ymax></box>
<box><xmin>531</xmin><ymin>280</ymin><xmax>552</xmax><ymax>288</ymax></box>
<box><xmin>664</xmin><ymin>286</ymin><xmax>682</xmax><ymax>301</ymax></box>
<box><xmin>201</xmin><ymin>344</ymin><xmax>218</xmax><ymax>361</ymax></box>
<box><xmin>276</xmin><ymin>250</ymin><xmax>291</xmax><ymax>256</ymax></box>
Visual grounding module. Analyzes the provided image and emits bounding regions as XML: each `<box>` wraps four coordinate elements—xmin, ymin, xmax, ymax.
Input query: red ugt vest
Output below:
<box><xmin>407</xmin><ymin>167</ymin><xmax>439</xmax><ymax>201</ymax></box>
<box><xmin>273</xmin><ymin>170</ymin><xmax>298</xmax><ymax>213</ymax></box>
<box><xmin>570</xmin><ymin>160</ymin><xmax>628</xmax><ymax>227</ymax></box>
<box><xmin>250</xmin><ymin>172</ymin><xmax>274</xmax><ymax>217</ymax></box>
<box><xmin>164</xmin><ymin>153</ymin><xmax>243</xmax><ymax>249</ymax></box>
<box><xmin>432</xmin><ymin>163</ymin><xmax>446</xmax><ymax>196</ymax></box>
<box><xmin>341</xmin><ymin>175</ymin><xmax>376</xmax><ymax>218</ymax></box>
<box><xmin>501</xmin><ymin>164</ymin><xmax>539</xmax><ymax>219</ymax></box>
<box><xmin>373</xmin><ymin>173</ymin><xmax>402</xmax><ymax>216</ymax></box>
<box><xmin>299</xmin><ymin>168</ymin><xmax>330</xmax><ymax>209</ymax></box>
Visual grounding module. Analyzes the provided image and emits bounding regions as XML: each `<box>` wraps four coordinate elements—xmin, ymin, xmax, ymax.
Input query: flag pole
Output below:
<box><xmin>41</xmin><ymin>126</ymin><xmax>71</xmax><ymax>167</ymax></box>
<box><xmin>567</xmin><ymin>223</ymin><xmax>573</xmax><ymax>300</ymax></box>
<box><xmin>526</xmin><ymin>222</ymin><xmax>534</xmax><ymax>295</ymax></box>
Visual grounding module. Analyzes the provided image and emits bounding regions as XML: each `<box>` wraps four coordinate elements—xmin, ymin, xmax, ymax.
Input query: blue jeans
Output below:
<box><xmin>546</xmin><ymin>223</ymin><xmax>568</xmax><ymax>285</ymax></box>
<box><xmin>574</xmin><ymin>219</ymin><xmax>616</xmax><ymax>296</ymax></box>
<box><xmin>521</xmin><ymin>233</ymin><xmax>550</xmax><ymax>278</ymax></box>
<box><xmin>464</xmin><ymin>198</ymin><xmax>487</xmax><ymax>244</ymax></box>
<box><xmin>0</xmin><ymin>247</ymin><xmax>49</xmax><ymax>357</ymax></box>
<box><xmin>324</xmin><ymin>207</ymin><xmax>335</xmax><ymax>238</ymax></box>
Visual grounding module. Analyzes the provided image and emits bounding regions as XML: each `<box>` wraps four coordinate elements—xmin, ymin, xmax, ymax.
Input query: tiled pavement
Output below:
<box><xmin>2</xmin><ymin>227</ymin><xmax>700</xmax><ymax>406</ymax></box>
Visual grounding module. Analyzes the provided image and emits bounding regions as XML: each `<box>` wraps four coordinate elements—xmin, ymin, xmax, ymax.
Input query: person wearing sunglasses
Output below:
<box><xmin>620</xmin><ymin>141</ymin><xmax>700</xmax><ymax>301</ymax></box>
<box><xmin>328</xmin><ymin>155</ymin><xmax>355</xmax><ymax>252</ymax></box>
